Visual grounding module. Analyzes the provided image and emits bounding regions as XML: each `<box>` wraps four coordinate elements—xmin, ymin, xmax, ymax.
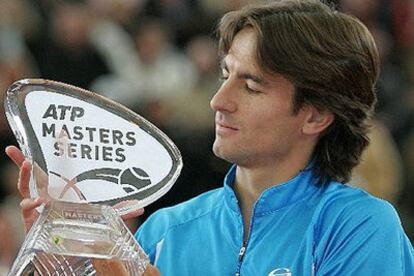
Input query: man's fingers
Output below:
<box><xmin>114</xmin><ymin>200</ymin><xmax>145</xmax><ymax>221</ymax></box>
<box><xmin>92</xmin><ymin>259</ymin><xmax>129</xmax><ymax>275</ymax></box>
<box><xmin>6</xmin><ymin>145</ymin><xmax>33</xmax><ymax>199</ymax></box>
<box><xmin>20</xmin><ymin>197</ymin><xmax>42</xmax><ymax>217</ymax></box>
<box><xmin>143</xmin><ymin>265</ymin><xmax>161</xmax><ymax>276</ymax></box>
<box><xmin>5</xmin><ymin>145</ymin><xmax>25</xmax><ymax>167</ymax></box>
<box><xmin>18</xmin><ymin>161</ymin><xmax>32</xmax><ymax>198</ymax></box>
<box><xmin>120</xmin><ymin>208</ymin><xmax>144</xmax><ymax>221</ymax></box>
<box><xmin>20</xmin><ymin>197</ymin><xmax>42</xmax><ymax>233</ymax></box>
<box><xmin>92</xmin><ymin>259</ymin><xmax>160</xmax><ymax>276</ymax></box>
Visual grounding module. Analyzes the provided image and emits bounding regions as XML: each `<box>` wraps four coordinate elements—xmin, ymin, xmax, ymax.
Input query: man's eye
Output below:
<box><xmin>244</xmin><ymin>84</ymin><xmax>261</xmax><ymax>94</ymax></box>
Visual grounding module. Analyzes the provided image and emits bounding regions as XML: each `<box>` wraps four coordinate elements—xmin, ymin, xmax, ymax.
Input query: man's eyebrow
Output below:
<box><xmin>220</xmin><ymin>59</ymin><xmax>267</xmax><ymax>85</ymax></box>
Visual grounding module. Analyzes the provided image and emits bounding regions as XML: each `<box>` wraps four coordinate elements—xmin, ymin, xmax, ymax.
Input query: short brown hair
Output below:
<box><xmin>218</xmin><ymin>0</ymin><xmax>379</xmax><ymax>184</ymax></box>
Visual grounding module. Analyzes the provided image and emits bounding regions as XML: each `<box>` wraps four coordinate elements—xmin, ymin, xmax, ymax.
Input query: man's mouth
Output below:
<box><xmin>216</xmin><ymin>120</ymin><xmax>239</xmax><ymax>136</ymax></box>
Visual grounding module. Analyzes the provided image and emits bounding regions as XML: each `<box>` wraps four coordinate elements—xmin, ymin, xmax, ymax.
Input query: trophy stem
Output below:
<box><xmin>8</xmin><ymin>201</ymin><xmax>149</xmax><ymax>276</ymax></box>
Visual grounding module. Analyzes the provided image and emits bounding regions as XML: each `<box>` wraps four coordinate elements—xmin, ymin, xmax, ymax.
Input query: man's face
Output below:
<box><xmin>210</xmin><ymin>28</ymin><xmax>311</xmax><ymax>168</ymax></box>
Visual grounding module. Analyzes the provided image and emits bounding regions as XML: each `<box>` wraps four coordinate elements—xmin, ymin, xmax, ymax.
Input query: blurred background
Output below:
<box><xmin>0</xmin><ymin>0</ymin><xmax>412</xmax><ymax>272</ymax></box>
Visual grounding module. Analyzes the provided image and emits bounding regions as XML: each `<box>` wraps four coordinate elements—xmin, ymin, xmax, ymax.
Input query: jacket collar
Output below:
<box><xmin>223</xmin><ymin>164</ymin><xmax>320</xmax><ymax>215</ymax></box>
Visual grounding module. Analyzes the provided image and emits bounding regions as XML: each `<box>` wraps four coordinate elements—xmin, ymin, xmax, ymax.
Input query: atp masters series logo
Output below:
<box><xmin>42</xmin><ymin>104</ymin><xmax>136</xmax><ymax>163</ymax></box>
<box><xmin>40</xmin><ymin>103</ymin><xmax>152</xmax><ymax>201</ymax></box>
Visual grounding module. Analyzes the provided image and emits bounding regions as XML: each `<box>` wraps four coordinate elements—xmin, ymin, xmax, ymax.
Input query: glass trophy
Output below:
<box><xmin>4</xmin><ymin>79</ymin><xmax>183</xmax><ymax>275</ymax></box>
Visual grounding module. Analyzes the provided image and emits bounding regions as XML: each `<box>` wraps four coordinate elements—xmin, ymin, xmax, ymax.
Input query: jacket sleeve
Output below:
<box><xmin>135</xmin><ymin>221</ymin><xmax>157</xmax><ymax>264</ymax></box>
<box><xmin>135</xmin><ymin>210</ymin><xmax>169</xmax><ymax>265</ymax></box>
<box><xmin>315</xmin><ymin>197</ymin><xmax>414</xmax><ymax>275</ymax></box>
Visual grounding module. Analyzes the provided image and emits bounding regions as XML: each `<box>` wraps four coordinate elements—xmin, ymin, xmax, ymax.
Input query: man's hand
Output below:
<box><xmin>93</xmin><ymin>259</ymin><xmax>160</xmax><ymax>275</ymax></box>
<box><xmin>143</xmin><ymin>264</ymin><xmax>161</xmax><ymax>275</ymax></box>
<box><xmin>5</xmin><ymin>145</ymin><xmax>43</xmax><ymax>233</ymax></box>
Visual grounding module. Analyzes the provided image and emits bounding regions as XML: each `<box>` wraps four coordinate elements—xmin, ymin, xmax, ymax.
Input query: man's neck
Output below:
<box><xmin>233</xmin><ymin>154</ymin><xmax>312</xmax><ymax>241</ymax></box>
<box><xmin>235</xmin><ymin>156</ymin><xmax>310</xmax><ymax>199</ymax></box>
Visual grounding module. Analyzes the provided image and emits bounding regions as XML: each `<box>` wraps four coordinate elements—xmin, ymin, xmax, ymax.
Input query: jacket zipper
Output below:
<box><xmin>235</xmin><ymin>242</ymin><xmax>247</xmax><ymax>276</ymax></box>
<box><xmin>235</xmin><ymin>205</ymin><xmax>257</xmax><ymax>276</ymax></box>
<box><xmin>235</xmin><ymin>185</ymin><xmax>261</xmax><ymax>276</ymax></box>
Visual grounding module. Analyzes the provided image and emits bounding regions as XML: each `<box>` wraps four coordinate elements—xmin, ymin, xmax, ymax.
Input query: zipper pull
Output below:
<box><xmin>238</xmin><ymin>244</ymin><xmax>247</xmax><ymax>262</ymax></box>
<box><xmin>236</xmin><ymin>242</ymin><xmax>248</xmax><ymax>275</ymax></box>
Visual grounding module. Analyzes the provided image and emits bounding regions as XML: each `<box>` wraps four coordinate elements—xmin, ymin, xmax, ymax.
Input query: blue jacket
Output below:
<box><xmin>135</xmin><ymin>165</ymin><xmax>414</xmax><ymax>275</ymax></box>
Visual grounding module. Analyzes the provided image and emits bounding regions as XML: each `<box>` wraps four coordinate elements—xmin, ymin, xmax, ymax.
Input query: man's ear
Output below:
<box><xmin>302</xmin><ymin>106</ymin><xmax>334</xmax><ymax>135</ymax></box>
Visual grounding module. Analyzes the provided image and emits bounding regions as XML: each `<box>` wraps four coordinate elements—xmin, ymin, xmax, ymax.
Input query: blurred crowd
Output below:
<box><xmin>0</xmin><ymin>0</ymin><xmax>413</xmax><ymax>272</ymax></box>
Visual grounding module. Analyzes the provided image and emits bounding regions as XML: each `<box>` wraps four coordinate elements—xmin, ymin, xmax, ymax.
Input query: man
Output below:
<box><xmin>7</xmin><ymin>0</ymin><xmax>414</xmax><ymax>275</ymax></box>
<box><xmin>135</xmin><ymin>0</ymin><xmax>414</xmax><ymax>274</ymax></box>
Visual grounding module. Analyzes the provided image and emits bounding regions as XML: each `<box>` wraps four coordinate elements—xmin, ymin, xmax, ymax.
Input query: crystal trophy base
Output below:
<box><xmin>8</xmin><ymin>201</ymin><xmax>149</xmax><ymax>275</ymax></box>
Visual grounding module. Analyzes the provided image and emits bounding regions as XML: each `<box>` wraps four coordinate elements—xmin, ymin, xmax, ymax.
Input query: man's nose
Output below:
<box><xmin>210</xmin><ymin>80</ymin><xmax>237</xmax><ymax>113</ymax></box>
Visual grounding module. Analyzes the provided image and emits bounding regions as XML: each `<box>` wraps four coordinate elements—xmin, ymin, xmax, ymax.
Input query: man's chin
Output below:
<box><xmin>212</xmin><ymin>145</ymin><xmax>235</xmax><ymax>163</ymax></box>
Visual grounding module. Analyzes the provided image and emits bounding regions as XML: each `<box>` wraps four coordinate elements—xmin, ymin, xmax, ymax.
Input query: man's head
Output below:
<box><xmin>215</xmin><ymin>0</ymin><xmax>379</xmax><ymax>184</ymax></box>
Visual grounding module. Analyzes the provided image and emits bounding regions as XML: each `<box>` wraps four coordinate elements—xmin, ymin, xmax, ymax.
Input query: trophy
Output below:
<box><xmin>5</xmin><ymin>79</ymin><xmax>183</xmax><ymax>275</ymax></box>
